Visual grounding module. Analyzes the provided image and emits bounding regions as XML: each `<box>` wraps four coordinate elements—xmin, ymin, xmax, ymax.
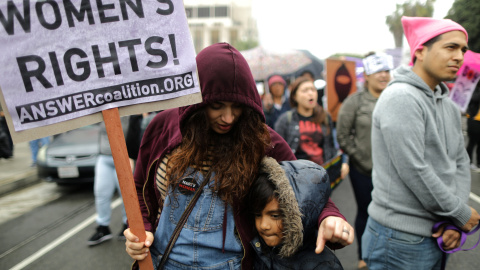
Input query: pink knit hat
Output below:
<box><xmin>401</xmin><ymin>16</ymin><xmax>468</xmax><ymax>63</ymax></box>
<box><xmin>268</xmin><ymin>75</ymin><xmax>286</xmax><ymax>88</ymax></box>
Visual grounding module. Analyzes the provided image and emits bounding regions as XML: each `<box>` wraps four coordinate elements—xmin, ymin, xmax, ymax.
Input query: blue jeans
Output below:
<box><xmin>29</xmin><ymin>137</ymin><xmax>50</xmax><ymax>163</ymax></box>
<box><xmin>362</xmin><ymin>217</ymin><xmax>445</xmax><ymax>270</ymax></box>
<box><xmin>94</xmin><ymin>155</ymin><xmax>127</xmax><ymax>226</ymax></box>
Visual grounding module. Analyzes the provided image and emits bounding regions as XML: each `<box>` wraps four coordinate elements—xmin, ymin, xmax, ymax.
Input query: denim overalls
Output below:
<box><xmin>152</xmin><ymin>169</ymin><xmax>243</xmax><ymax>270</ymax></box>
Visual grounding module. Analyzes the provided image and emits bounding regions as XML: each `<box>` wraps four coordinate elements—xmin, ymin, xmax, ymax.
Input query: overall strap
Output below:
<box><xmin>287</xmin><ymin>110</ymin><xmax>293</xmax><ymax>125</ymax></box>
<box><xmin>157</xmin><ymin>172</ymin><xmax>212</xmax><ymax>269</ymax></box>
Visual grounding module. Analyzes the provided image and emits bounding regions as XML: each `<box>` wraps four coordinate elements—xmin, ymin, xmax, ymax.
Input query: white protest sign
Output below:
<box><xmin>0</xmin><ymin>0</ymin><xmax>200</xmax><ymax>133</ymax></box>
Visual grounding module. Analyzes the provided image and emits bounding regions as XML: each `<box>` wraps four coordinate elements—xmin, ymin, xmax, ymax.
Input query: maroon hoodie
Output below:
<box><xmin>132</xmin><ymin>43</ymin><xmax>343</xmax><ymax>269</ymax></box>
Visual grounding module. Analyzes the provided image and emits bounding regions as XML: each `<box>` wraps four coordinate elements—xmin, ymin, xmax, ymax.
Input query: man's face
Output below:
<box><xmin>416</xmin><ymin>31</ymin><xmax>468</xmax><ymax>88</ymax></box>
<box><xmin>255</xmin><ymin>198</ymin><xmax>284</xmax><ymax>247</ymax></box>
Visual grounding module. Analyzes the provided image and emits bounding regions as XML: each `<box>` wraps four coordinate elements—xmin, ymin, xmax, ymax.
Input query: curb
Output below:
<box><xmin>0</xmin><ymin>170</ymin><xmax>40</xmax><ymax>197</ymax></box>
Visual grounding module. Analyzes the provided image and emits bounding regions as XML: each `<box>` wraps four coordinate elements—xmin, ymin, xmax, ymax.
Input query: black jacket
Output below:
<box><xmin>251</xmin><ymin>157</ymin><xmax>343</xmax><ymax>269</ymax></box>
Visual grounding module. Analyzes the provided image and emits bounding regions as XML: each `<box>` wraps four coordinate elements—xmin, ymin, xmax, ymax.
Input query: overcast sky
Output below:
<box><xmin>252</xmin><ymin>0</ymin><xmax>456</xmax><ymax>59</ymax></box>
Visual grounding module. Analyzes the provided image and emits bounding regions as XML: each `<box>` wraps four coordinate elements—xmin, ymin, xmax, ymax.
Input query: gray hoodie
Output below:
<box><xmin>368</xmin><ymin>65</ymin><xmax>471</xmax><ymax>237</ymax></box>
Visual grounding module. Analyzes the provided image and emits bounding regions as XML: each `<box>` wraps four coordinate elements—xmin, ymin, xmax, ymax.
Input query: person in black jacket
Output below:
<box><xmin>0</xmin><ymin>103</ymin><xmax>13</xmax><ymax>159</ymax></box>
<box><xmin>466</xmin><ymin>82</ymin><xmax>480</xmax><ymax>172</ymax></box>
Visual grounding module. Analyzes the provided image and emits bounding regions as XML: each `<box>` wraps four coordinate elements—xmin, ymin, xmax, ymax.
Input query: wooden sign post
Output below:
<box><xmin>103</xmin><ymin>108</ymin><xmax>153</xmax><ymax>270</ymax></box>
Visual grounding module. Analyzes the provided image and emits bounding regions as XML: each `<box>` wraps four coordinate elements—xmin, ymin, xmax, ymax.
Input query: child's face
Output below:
<box><xmin>255</xmin><ymin>198</ymin><xmax>284</xmax><ymax>247</ymax></box>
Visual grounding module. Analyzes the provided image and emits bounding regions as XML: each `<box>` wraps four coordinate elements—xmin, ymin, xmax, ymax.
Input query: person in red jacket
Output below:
<box><xmin>123</xmin><ymin>43</ymin><xmax>353</xmax><ymax>269</ymax></box>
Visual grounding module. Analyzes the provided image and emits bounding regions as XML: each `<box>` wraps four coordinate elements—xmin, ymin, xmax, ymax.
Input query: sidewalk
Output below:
<box><xmin>0</xmin><ymin>141</ymin><xmax>39</xmax><ymax>197</ymax></box>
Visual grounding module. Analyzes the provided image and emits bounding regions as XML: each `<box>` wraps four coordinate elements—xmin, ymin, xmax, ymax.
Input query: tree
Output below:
<box><xmin>331</xmin><ymin>53</ymin><xmax>364</xmax><ymax>59</ymax></box>
<box><xmin>386</xmin><ymin>0</ymin><xmax>436</xmax><ymax>48</ymax></box>
<box><xmin>445</xmin><ymin>0</ymin><xmax>480</xmax><ymax>53</ymax></box>
<box><xmin>233</xmin><ymin>39</ymin><xmax>258</xmax><ymax>51</ymax></box>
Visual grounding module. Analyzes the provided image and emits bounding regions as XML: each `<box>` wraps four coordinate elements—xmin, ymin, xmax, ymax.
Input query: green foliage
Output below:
<box><xmin>330</xmin><ymin>53</ymin><xmax>364</xmax><ymax>59</ymax></box>
<box><xmin>385</xmin><ymin>0</ymin><xmax>436</xmax><ymax>48</ymax></box>
<box><xmin>445</xmin><ymin>0</ymin><xmax>480</xmax><ymax>53</ymax></box>
<box><xmin>232</xmin><ymin>39</ymin><xmax>259</xmax><ymax>51</ymax></box>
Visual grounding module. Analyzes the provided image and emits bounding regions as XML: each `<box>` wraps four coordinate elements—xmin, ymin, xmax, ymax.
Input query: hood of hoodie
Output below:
<box><xmin>258</xmin><ymin>157</ymin><xmax>331</xmax><ymax>257</ymax></box>
<box><xmin>389</xmin><ymin>65</ymin><xmax>450</xmax><ymax>99</ymax></box>
<box><xmin>179</xmin><ymin>43</ymin><xmax>265</xmax><ymax>129</ymax></box>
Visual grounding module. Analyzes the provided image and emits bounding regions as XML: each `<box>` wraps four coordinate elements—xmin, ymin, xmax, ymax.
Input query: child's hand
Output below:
<box><xmin>315</xmin><ymin>216</ymin><xmax>354</xmax><ymax>253</ymax></box>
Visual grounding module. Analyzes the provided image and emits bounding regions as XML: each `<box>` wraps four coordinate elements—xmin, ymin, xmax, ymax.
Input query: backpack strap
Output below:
<box><xmin>287</xmin><ymin>110</ymin><xmax>293</xmax><ymax>125</ymax></box>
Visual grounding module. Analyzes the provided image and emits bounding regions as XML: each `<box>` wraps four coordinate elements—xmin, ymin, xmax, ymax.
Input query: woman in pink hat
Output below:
<box><xmin>263</xmin><ymin>75</ymin><xmax>290</xmax><ymax>128</ymax></box>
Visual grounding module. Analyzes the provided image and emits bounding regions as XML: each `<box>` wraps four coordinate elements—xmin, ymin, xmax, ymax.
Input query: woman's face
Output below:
<box><xmin>293</xmin><ymin>81</ymin><xmax>317</xmax><ymax>110</ymax></box>
<box><xmin>365</xmin><ymin>70</ymin><xmax>391</xmax><ymax>95</ymax></box>
<box><xmin>206</xmin><ymin>101</ymin><xmax>243</xmax><ymax>134</ymax></box>
<box><xmin>255</xmin><ymin>198</ymin><xmax>284</xmax><ymax>247</ymax></box>
<box><xmin>269</xmin><ymin>83</ymin><xmax>285</xmax><ymax>99</ymax></box>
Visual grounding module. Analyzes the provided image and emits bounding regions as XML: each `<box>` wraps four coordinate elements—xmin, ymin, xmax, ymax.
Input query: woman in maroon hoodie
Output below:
<box><xmin>124</xmin><ymin>43</ymin><xmax>353</xmax><ymax>269</ymax></box>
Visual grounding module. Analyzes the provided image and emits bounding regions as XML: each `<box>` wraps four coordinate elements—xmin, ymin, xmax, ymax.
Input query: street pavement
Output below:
<box><xmin>0</xmin><ymin>141</ymin><xmax>38</xmax><ymax>197</ymax></box>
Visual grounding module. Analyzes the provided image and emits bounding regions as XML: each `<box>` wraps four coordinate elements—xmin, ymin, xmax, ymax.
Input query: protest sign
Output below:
<box><xmin>0</xmin><ymin>0</ymin><xmax>202</xmax><ymax>142</ymax></box>
<box><xmin>450</xmin><ymin>50</ymin><xmax>480</xmax><ymax>112</ymax></box>
<box><xmin>325</xmin><ymin>58</ymin><xmax>356</xmax><ymax>122</ymax></box>
<box><xmin>1</xmin><ymin>1</ymin><xmax>203</xmax><ymax>269</ymax></box>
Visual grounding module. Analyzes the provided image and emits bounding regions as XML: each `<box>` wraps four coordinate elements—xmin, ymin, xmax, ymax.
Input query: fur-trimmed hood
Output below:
<box><xmin>255</xmin><ymin>157</ymin><xmax>331</xmax><ymax>257</ymax></box>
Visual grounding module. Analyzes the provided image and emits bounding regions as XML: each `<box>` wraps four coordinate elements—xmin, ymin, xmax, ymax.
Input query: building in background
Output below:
<box><xmin>184</xmin><ymin>0</ymin><xmax>258</xmax><ymax>53</ymax></box>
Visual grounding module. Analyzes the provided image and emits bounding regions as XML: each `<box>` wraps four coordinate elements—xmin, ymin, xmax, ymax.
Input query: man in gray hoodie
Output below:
<box><xmin>362</xmin><ymin>16</ymin><xmax>480</xmax><ymax>270</ymax></box>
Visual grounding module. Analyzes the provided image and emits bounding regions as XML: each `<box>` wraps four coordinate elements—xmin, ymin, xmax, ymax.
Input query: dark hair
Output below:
<box><xmin>289</xmin><ymin>77</ymin><xmax>331</xmax><ymax>134</ymax></box>
<box><xmin>246</xmin><ymin>173</ymin><xmax>278</xmax><ymax>215</ymax></box>
<box><xmin>167</xmin><ymin>106</ymin><xmax>271</xmax><ymax>204</ymax></box>
<box><xmin>246</xmin><ymin>173</ymin><xmax>285</xmax><ymax>248</ymax></box>
<box><xmin>299</xmin><ymin>70</ymin><xmax>315</xmax><ymax>80</ymax></box>
<box><xmin>423</xmin><ymin>35</ymin><xmax>442</xmax><ymax>49</ymax></box>
<box><xmin>413</xmin><ymin>35</ymin><xmax>442</xmax><ymax>64</ymax></box>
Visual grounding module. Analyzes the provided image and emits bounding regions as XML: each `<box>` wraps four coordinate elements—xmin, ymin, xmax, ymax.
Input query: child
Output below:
<box><xmin>246</xmin><ymin>157</ymin><xmax>344</xmax><ymax>269</ymax></box>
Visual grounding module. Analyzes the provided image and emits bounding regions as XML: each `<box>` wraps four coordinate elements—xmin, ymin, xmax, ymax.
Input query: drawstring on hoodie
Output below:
<box><xmin>222</xmin><ymin>201</ymin><xmax>227</xmax><ymax>253</ymax></box>
<box><xmin>434</xmin><ymin>88</ymin><xmax>449</xmax><ymax>155</ymax></box>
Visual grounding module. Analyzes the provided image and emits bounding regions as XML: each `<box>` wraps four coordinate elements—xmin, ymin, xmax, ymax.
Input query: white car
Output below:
<box><xmin>37</xmin><ymin>124</ymin><xmax>100</xmax><ymax>185</ymax></box>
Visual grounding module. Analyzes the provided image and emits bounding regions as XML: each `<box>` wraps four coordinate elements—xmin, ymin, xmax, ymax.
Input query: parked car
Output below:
<box><xmin>37</xmin><ymin>123</ymin><xmax>100</xmax><ymax>185</ymax></box>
